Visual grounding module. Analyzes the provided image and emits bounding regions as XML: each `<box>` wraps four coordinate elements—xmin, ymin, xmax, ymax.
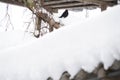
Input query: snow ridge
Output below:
<box><xmin>0</xmin><ymin>5</ymin><xmax>120</xmax><ymax>80</ymax></box>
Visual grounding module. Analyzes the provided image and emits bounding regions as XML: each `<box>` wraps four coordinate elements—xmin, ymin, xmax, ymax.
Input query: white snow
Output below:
<box><xmin>0</xmin><ymin>2</ymin><xmax>120</xmax><ymax>80</ymax></box>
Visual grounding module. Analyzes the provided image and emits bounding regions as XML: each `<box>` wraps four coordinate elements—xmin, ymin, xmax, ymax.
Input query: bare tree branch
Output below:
<box><xmin>0</xmin><ymin>4</ymin><xmax>14</xmax><ymax>31</ymax></box>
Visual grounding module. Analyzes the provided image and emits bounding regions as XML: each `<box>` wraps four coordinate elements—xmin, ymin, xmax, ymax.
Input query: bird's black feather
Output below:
<box><xmin>59</xmin><ymin>10</ymin><xmax>69</xmax><ymax>18</ymax></box>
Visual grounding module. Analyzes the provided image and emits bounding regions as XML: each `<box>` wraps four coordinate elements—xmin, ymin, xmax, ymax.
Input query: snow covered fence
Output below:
<box><xmin>49</xmin><ymin>60</ymin><xmax>120</xmax><ymax>80</ymax></box>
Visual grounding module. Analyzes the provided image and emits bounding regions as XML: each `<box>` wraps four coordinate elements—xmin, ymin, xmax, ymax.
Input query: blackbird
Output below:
<box><xmin>59</xmin><ymin>10</ymin><xmax>69</xmax><ymax>18</ymax></box>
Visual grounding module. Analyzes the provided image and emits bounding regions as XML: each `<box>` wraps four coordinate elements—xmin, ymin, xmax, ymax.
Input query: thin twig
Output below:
<box><xmin>0</xmin><ymin>4</ymin><xmax>14</xmax><ymax>31</ymax></box>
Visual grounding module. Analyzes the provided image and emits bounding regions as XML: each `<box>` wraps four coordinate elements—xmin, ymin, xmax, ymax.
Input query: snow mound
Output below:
<box><xmin>0</xmin><ymin>5</ymin><xmax>120</xmax><ymax>80</ymax></box>
<box><xmin>0</xmin><ymin>30</ymin><xmax>36</xmax><ymax>51</ymax></box>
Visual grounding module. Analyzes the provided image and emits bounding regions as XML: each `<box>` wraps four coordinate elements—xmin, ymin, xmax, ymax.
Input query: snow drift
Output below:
<box><xmin>0</xmin><ymin>5</ymin><xmax>120</xmax><ymax>80</ymax></box>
